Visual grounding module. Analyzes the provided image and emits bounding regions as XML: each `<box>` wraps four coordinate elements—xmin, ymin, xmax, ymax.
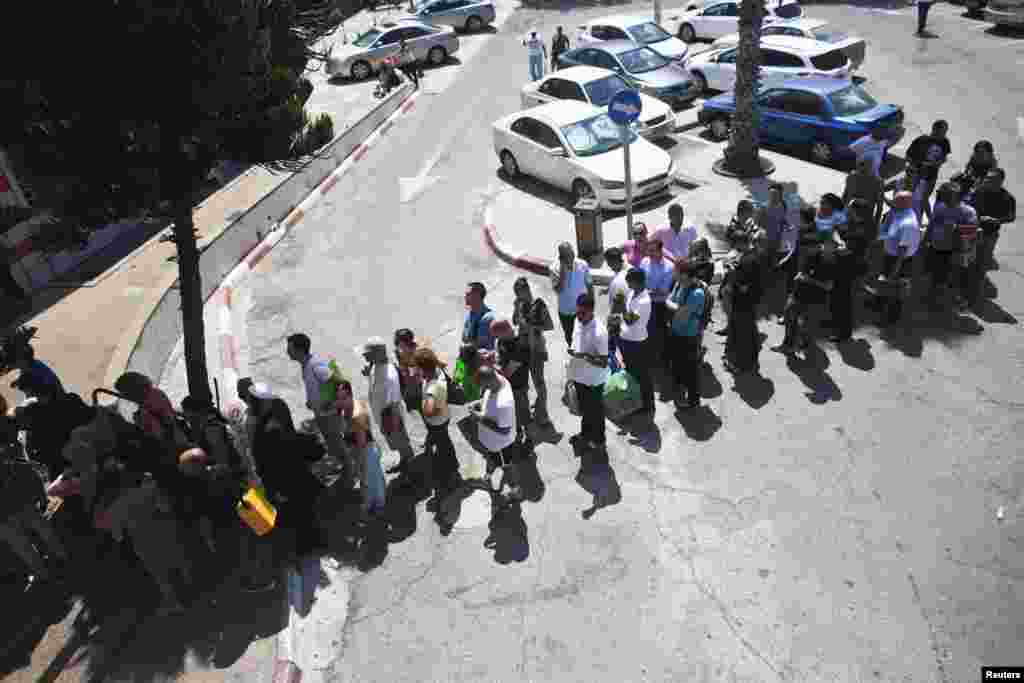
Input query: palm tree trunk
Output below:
<box><xmin>722</xmin><ymin>0</ymin><xmax>765</xmax><ymax>176</ymax></box>
<box><xmin>173</xmin><ymin>199</ymin><xmax>213</xmax><ymax>405</ymax></box>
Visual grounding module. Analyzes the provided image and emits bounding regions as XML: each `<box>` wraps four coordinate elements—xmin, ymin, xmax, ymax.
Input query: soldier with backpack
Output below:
<box><xmin>665</xmin><ymin>259</ymin><xmax>707</xmax><ymax>410</ymax></box>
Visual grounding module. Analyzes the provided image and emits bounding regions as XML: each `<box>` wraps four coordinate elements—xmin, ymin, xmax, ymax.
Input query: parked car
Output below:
<box><xmin>493</xmin><ymin>100</ymin><xmax>676</xmax><ymax>209</ymax></box>
<box><xmin>325</xmin><ymin>21</ymin><xmax>459</xmax><ymax>81</ymax></box>
<box><xmin>685</xmin><ymin>36</ymin><xmax>850</xmax><ymax>94</ymax></box>
<box><xmin>697</xmin><ymin>77</ymin><xmax>904</xmax><ymax>166</ymax></box>
<box><xmin>520</xmin><ymin>66</ymin><xmax>676</xmax><ymax>140</ymax></box>
<box><xmin>576</xmin><ymin>15</ymin><xmax>689</xmax><ymax>62</ymax></box>
<box><xmin>400</xmin><ymin>0</ymin><xmax>496</xmax><ymax>32</ymax></box>
<box><xmin>711</xmin><ymin>19</ymin><xmax>866</xmax><ymax>70</ymax></box>
<box><xmin>664</xmin><ymin>0</ymin><xmax>803</xmax><ymax>43</ymax></box>
<box><xmin>556</xmin><ymin>41</ymin><xmax>698</xmax><ymax>108</ymax></box>
<box><xmin>985</xmin><ymin>0</ymin><xmax>1024</xmax><ymax>26</ymax></box>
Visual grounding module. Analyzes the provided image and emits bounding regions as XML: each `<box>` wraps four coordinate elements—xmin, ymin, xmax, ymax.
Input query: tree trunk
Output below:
<box><xmin>722</xmin><ymin>0</ymin><xmax>765</xmax><ymax>176</ymax></box>
<box><xmin>173</xmin><ymin>199</ymin><xmax>213</xmax><ymax>405</ymax></box>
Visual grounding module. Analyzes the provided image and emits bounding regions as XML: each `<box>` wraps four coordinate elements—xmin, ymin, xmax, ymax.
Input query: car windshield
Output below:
<box><xmin>628</xmin><ymin>22</ymin><xmax>672</xmax><ymax>44</ymax></box>
<box><xmin>561</xmin><ymin>114</ymin><xmax>637</xmax><ymax>157</ymax></box>
<box><xmin>828</xmin><ymin>84</ymin><xmax>879</xmax><ymax>117</ymax></box>
<box><xmin>584</xmin><ymin>74</ymin><xmax>633</xmax><ymax>106</ymax></box>
<box><xmin>353</xmin><ymin>29</ymin><xmax>382</xmax><ymax>47</ymax></box>
<box><xmin>619</xmin><ymin>47</ymin><xmax>670</xmax><ymax>73</ymax></box>
<box><xmin>773</xmin><ymin>2</ymin><xmax>802</xmax><ymax>18</ymax></box>
<box><xmin>810</xmin><ymin>49</ymin><xmax>848</xmax><ymax>71</ymax></box>
<box><xmin>811</xmin><ymin>26</ymin><xmax>849</xmax><ymax>43</ymax></box>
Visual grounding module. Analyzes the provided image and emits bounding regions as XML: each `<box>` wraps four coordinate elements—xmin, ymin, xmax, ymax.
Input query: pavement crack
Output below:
<box><xmin>907</xmin><ymin>572</ymin><xmax>951</xmax><ymax>683</ymax></box>
<box><xmin>346</xmin><ymin>548</ymin><xmax>444</xmax><ymax>628</ymax></box>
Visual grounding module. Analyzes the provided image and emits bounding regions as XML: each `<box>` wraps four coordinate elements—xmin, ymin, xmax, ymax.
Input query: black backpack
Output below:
<box><xmin>442</xmin><ymin>367</ymin><xmax>467</xmax><ymax>406</ymax></box>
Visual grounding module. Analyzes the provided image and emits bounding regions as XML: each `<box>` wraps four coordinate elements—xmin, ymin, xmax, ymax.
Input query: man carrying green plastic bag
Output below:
<box><xmin>603</xmin><ymin>369</ymin><xmax>642</xmax><ymax>422</ymax></box>
<box><xmin>452</xmin><ymin>344</ymin><xmax>482</xmax><ymax>404</ymax></box>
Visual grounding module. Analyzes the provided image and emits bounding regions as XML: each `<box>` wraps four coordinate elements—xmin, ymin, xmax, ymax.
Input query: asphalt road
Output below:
<box><xmin>242</xmin><ymin>2</ymin><xmax>1022</xmax><ymax>682</ymax></box>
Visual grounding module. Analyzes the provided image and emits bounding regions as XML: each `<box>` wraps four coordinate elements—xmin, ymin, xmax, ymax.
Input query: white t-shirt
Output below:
<box><xmin>881</xmin><ymin>208</ymin><xmax>922</xmax><ymax>258</ymax></box>
<box><xmin>301</xmin><ymin>354</ymin><xmax>332</xmax><ymax>413</ymax></box>
<box><xmin>552</xmin><ymin>258</ymin><xmax>592</xmax><ymax>315</ymax></box>
<box><xmin>849</xmin><ymin>135</ymin><xmax>887</xmax><ymax>178</ymax></box>
<box><xmin>619</xmin><ymin>289</ymin><xmax>651</xmax><ymax>342</ymax></box>
<box><xmin>570</xmin><ymin>317</ymin><xmax>610</xmax><ymax>387</ymax></box>
<box><xmin>478</xmin><ymin>379</ymin><xmax>516</xmax><ymax>453</ymax></box>
<box><xmin>421</xmin><ymin>371</ymin><xmax>449</xmax><ymax>427</ymax></box>
<box><xmin>607</xmin><ymin>269</ymin><xmax>629</xmax><ymax>308</ymax></box>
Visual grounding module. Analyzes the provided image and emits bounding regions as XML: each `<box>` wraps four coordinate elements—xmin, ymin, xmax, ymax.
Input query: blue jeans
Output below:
<box><xmin>529</xmin><ymin>54</ymin><xmax>544</xmax><ymax>81</ymax></box>
<box><xmin>917</xmin><ymin>1</ymin><xmax>932</xmax><ymax>32</ymax></box>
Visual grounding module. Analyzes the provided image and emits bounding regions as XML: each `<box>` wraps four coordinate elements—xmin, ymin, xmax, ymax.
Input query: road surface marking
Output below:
<box><xmin>399</xmin><ymin>147</ymin><xmax>445</xmax><ymax>202</ymax></box>
<box><xmin>1018</xmin><ymin>117</ymin><xmax>1024</xmax><ymax>143</ymax></box>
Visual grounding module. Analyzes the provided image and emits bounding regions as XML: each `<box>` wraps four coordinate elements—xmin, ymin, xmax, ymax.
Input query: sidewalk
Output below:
<box><xmin>483</xmin><ymin>139</ymin><xmax>849</xmax><ymax>284</ymax></box>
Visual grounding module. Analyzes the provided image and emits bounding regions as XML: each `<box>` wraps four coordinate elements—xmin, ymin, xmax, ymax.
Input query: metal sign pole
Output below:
<box><xmin>622</xmin><ymin>124</ymin><xmax>634</xmax><ymax>240</ymax></box>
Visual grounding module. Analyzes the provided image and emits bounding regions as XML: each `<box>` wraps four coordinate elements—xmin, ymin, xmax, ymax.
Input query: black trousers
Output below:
<box><xmin>668</xmin><ymin>334</ymin><xmax>701</xmax><ymax>404</ymax></box>
<box><xmin>618</xmin><ymin>338</ymin><xmax>654</xmax><ymax>410</ymax></box>
<box><xmin>512</xmin><ymin>386</ymin><xmax>532</xmax><ymax>442</ymax></box>
<box><xmin>727</xmin><ymin>310</ymin><xmax>760</xmax><ymax>371</ymax></box>
<box><xmin>399</xmin><ymin>64</ymin><xmax>419</xmax><ymax>88</ymax></box>
<box><xmin>917</xmin><ymin>1</ymin><xmax>932</xmax><ymax>31</ymax></box>
<box><xmin>648</xmin><ymin>301</ymin><xmax>669</xmax><ymax>356</ymax></box>
<box><xmin>425</xmin><ymin>420</ymin><xmax>458</xmax><ymax>496</ymax></box>
<box><xmin>559</xmin><ymin>313</ymin><xmax>575</xmax><ymax>346</ymax></box>
<box><xmin>574</xmin><ymin>382</ymin><xmax>606</xmax><ymax>446</ymax></box>
<box><xmin>1</xmin><ymin>264</ymin><xmax>26</xmax><ymax>300</ymax></box>
<box><xmin>830</xmin><ymin>283</ymin><xmax>854</xmax><ymax>340</ymax></box>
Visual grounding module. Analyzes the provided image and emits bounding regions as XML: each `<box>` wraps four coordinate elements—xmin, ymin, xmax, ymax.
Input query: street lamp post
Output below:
<box><xmin>621</xmin><ymin>124</ymin><xmax>634</xmax><ymax>238</ymax></box>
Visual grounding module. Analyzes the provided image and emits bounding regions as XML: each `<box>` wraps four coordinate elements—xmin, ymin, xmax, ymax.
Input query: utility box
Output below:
<box><xmin>573</xmin><ymin>198</ymin><xmax>603</xmax><ymax>260</ymax></box>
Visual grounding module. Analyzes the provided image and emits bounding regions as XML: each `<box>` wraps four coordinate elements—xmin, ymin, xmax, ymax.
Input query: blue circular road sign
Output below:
<box><xmin>607</xmin><ymin>89</ymin><xmax>642</xmax><ymax>126</ymax></box>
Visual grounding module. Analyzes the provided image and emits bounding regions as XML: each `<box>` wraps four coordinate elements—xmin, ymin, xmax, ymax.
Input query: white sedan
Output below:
<box><xmin>664</xmin><ymin>0</ymin><xmax>803</xmax><ymax>42</ymax></box>
<box><xmin>520</xmin><ymin>66</ymin><xmax>676</xmax><ymax>140</ymax></box>
<box><xmin>493</xmin><ymin>100</ymin><xmax>675</xmax><ymax>210</ymax></box>
<box><xmin>685</xmin><ymin>35</ymin><xmax>850</xmax><ymax>93</ymax></box>
<box><xmin>576</xmin><ymin>15</ymin><xmax>690</xmax><ymax>62</ymax></box>
<box><xmin>711</xmin><ymin>19</ymin><xmax>866</xmax><ymax>70</ymax></box>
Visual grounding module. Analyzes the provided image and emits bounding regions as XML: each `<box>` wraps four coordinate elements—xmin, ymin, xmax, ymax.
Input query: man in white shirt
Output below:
<box><xmin>603</xmin><ymin>246</ymin><xmax>628</xmax><ymax>371</ymax></box>
<box><xmin>618</xmin><ymin>268</ymin><xmax>655</xmax><ymax>415</ymax></box>
<box><xmin>286</xmin><ymin>333</ymin><xmax>350</xmax><ymax>477</ymax></box>
<box><xmin>551</xmin><ymin>242</ymin><xmax>593</xmax><ymax>346</ymax></box>
<box><xmin>361</xmin><ymin>338</ymin><xmax>416</xmax><ymax>474</ymax></box>
<box><xmin>469</xmin><ymin>366</ymin><xmax>516</xmax><ymax>475</ymax></box>
<box><xmin>651</xmin><ymin>203</ymin><xmax>698</xmax><ymax>264</ymax></box>
<box><xmin>568</xmin><ymin>293</ymin><xmax>609</xmax><ymax>452</ymax></box>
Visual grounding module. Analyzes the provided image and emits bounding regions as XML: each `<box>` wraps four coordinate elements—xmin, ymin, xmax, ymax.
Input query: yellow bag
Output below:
<box><xmin>237</xmin><ymin>485</ymin><xmax>277</xmax><ymax>536</ymax></box>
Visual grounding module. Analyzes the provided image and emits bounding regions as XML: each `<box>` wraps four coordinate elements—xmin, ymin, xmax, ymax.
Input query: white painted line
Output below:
<box><xmin>1018</xmin><ymin>117</ymin><xmax>1024</xmax><ymax>143</ymax></box>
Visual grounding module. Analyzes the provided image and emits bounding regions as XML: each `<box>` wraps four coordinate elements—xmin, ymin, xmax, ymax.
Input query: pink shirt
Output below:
<box><xmin>622</xmin><ymin>239</ymin><xmax>647</xmax><ymax>267</ymax></box>
<box><xmin>651</xmin><ymin>223</ymin><xmax>698</xmax><ymax>263</ymax></box>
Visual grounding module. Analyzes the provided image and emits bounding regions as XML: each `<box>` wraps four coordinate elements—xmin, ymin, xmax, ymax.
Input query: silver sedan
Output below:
<box><xmin>326</xmin><ymin>21</ymin><xmax>460</xmax><ymax>81</ymax></box>
<box><xmin>404</xmin><ymin>0</ymin><xmax>496</xmax><ymax>32</ymax></box>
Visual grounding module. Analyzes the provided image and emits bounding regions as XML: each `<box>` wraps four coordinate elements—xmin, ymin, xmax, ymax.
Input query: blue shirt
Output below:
<box><xmin>463</xmin><ymin>305</ymin><xmax>496</xmax><ymax>351</ymax></box>
<box><xmin>668</xmin><ymin>284</ymin><xmax>706</xmax><ymax>337</ymax></box>
<box><xmin>641</xmin><ymin>257</ymin><xmax>675</xmax><ymax>303</ymax></box>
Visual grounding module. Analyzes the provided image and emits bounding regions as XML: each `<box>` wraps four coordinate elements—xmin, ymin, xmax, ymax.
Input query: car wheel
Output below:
<box><xmin>809</xmin><ymin>140</ymin><xmax>834</xmax><ymax>165</ymax></box>
<box><xmin>572</xmin><ymin>179</ymin><xmax>597</xmax><ymax>203</ymax></box>
<box><xmin>500</xmin><ymin>150</ymin><xmax>520</xmax><ymax>178</ymax></box>
<box><xmin>691</xmin><ymin>70</ymin><xmax>708</xmax><ymax>94</ymax></box>
<box><xmin>709</xmin><ymin>116</ymin><xmax>730</xmax><ymax>141</ymax></box>
<box><xmin>428</xmin><ymin>46</ymin><xmax>447</xmax><ymax>66</ymax></box>
<box><xmin>679</xmin><ymin>23</ymin><xmax>697</xmax><ymax>43</ymax></box>
<box><xmin>350</xmin><ymin>60</ymin><xmax>372</xmax><ymax>81</ymax></box>
<box><xmin>465</xmin><ymin>15</ymin><xmax>484</xmax><ymax>31</ymax></box>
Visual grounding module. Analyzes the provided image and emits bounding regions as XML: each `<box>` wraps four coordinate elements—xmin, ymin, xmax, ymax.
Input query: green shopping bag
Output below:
<box><xmin>603</xmin><ymin>370</ymin><xmax>642</xmax><ymax>421</ymax></box>
<box><xmin>452</xmin><ymin>357</ymin><xmax>481</xmax><ymax>404</ymax></box>
<box><xmin>318</xmin><ymin>358</ymin><xmax>347</xmax><ymax>406</ymax></box>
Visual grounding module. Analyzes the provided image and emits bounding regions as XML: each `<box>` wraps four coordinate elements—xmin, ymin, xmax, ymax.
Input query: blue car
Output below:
<box><xmin>697</xmin><ymin>77</ymin><xmax>904</xmax><ymax>166</ymax></box>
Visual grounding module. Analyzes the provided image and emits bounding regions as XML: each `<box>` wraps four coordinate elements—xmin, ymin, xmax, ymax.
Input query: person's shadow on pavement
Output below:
<box><xmin>785</xmin><ymin>344</ymin><xmax>843</xmax><ymax>404</ymax></box>
<box><xmin>574</xmin><ymin>447</ymin><xmax>622</xmax><ymax>520</ymax></box>
<box><xmin>673</xmin><ymin>404</ymin><xmax>722</xmax><ymax>441</ymax></box>
<box><xmin>731</xmin><ymin>372</ymin><xmax>775</xmax><ymax>409</ymax></box>
<box><xmin>837</xmin><ymin>338</ymin><xmax>875</xmax><ymax>371</ymax></box>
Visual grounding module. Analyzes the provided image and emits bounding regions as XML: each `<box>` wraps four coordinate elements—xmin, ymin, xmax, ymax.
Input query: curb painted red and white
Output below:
<box><xmin>207</xmin><ymin>89</ymin><xmax>421</xmax><ymax>683</ymax></box>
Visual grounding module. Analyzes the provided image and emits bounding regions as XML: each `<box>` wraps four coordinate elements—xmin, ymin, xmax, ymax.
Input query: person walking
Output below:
<box><xmin>723</xmin><ymin>250</ymin><xmax>763</xmax><ymax>374</ymax></box>
<box><xmin>393</xmin><ymin>328</ymin><xmax>421</xmax><ymax>413</ymax></box>
<box><xmin>665</xmin><ymin>260</ymin><xmax>706</xmax><ymax>410</ymax></box>
<box><xmin>906</xmin><ymin>120</ymin><xmax>951</xmax><ymax>224</ymax></box>
<box><xmin>362</xmin><ymin>338</ymin><xmax>416</xmax><ymax>475</ymax></box>
<box><xmin>567</xmin><ymin>293</ymin><xmax>609</xmax><ymax>453</ymax></box>
<box><xmin>972</xmin><ymin>167</ymin><xmax>1015</xmax><ymax>273</ymax></box>
<box><xmin>915</xmin><ymin>0</ymin><xmax>936</xmax><ymax>36</ymax></box>
<box><xmin>409</xmin><ymin>348</ymin><xmax>459</xmax><ymax>520</ymax></box>
<box><xmin>618</xmin><ymin>268</ymin><xmax>655</xmax><ymax>415</ymax></box>
<box><xmin>334</xmin><ymin>380</ymin><xmax>387</xmax><ymax>520</ymax></box>
<box><xmin>877</xmin><ymin>191</ymin><xmax>922</xmax><ymax>324</ymax></box>
<box><xmin>467</xmin><ymin>367</ymin><xmax>516</xmax><ymax>477</ymax></box>
<box><xmin>492</xmin><ymin>318</ymin><xmax>533</xmax><ymax>450</ymax></box>
<box><xmin>286</xmin><ymin>333</ymin><xmax>351</xmax><ymax>480</ymax></box>
<box><xmin>925</xmin><ymin>182</ymin><xmax>976</xmax><ymax>309</ymax></box>
<box><xmin>550</xmin><ymin>242</ymin><xmax>593</xmax><ymax>346</ymax></box>
<box><xmin>651</xmin><ymin>203</ymin><xmax>698</xmax><ymax>264</ymax></box>
<box><xmin>551</xmin><ymin>26</ymin><xmax>571</xmax><ymax>71</ymax></box>
<box><xmin>523</xmin><ymin>30</ymin><xmax>547</xmax><ymax>82</ymax></box>
<box><xmin>396</xmin><ymin>39</ymin><xmax>421</xmax><ymax>89</ymax></box>
<box><xmin>511</xmin><ymin>277</ymin><xmax>554</xmax><ymax>429</ymax></box>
